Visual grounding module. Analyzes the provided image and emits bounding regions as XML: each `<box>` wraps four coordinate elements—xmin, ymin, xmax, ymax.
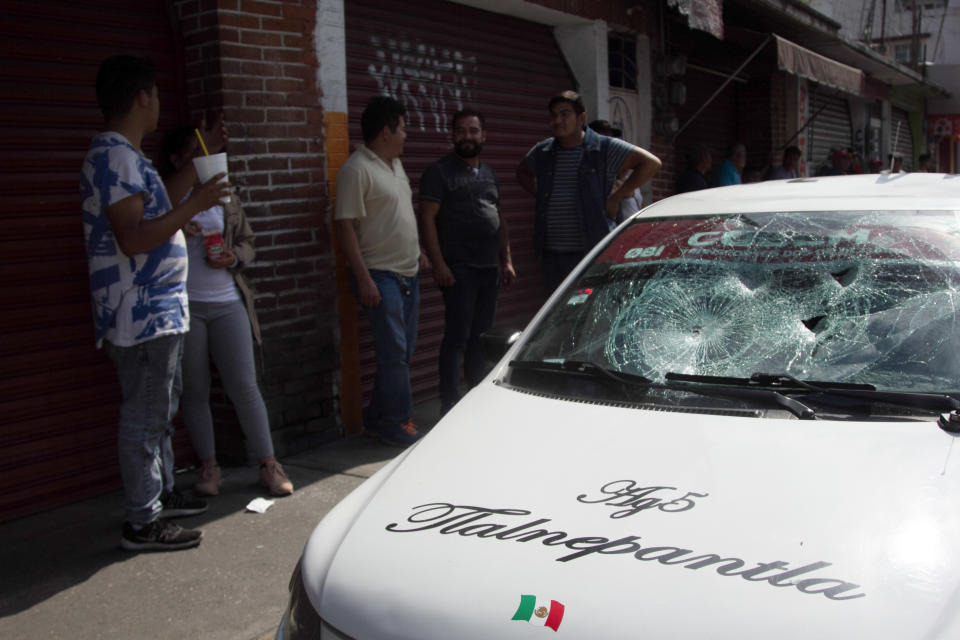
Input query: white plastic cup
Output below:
<box><xmin>192</xmin><ymin>152</ymin><xmax>230</xmax><ymax>203</ymax></box>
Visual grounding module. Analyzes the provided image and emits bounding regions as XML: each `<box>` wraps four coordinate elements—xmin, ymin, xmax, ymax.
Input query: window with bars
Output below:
<box><xmin>608</xmin><ymin>34</ymin><xmax>638</xmax><ymax>91</ymax></box>
<box><xmin>894</xmin><ymin>43</ymin><xmax>913</xmax><ymax>63</ymax></box>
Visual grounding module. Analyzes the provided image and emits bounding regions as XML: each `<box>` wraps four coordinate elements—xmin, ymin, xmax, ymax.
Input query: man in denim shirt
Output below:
<box><xmin>81</xmin><ymin>55</ymin><xmax>229</xmax><ymax>551</ymax></box>
<box><xmin>516</xmin><ymin>90</ymin><xmax>660</xmax><ymax>293</ymax></box>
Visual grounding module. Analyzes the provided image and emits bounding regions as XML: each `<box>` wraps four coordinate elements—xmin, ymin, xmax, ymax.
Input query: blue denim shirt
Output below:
<box><xmin>528</xmin><ymin>126</ymin><xmax>612</xmax><ymax>255</ymax></box>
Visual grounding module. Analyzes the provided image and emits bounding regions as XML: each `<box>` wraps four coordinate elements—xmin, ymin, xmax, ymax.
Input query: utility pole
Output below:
<box><xmin>911</xmin><ymin>0</ymin><xmax>922</xmax><ymax>71</ymax></box>
<box><xmin>879</xmin><ymin>0</ymin><xmax>887</xmax><ymax>53</ymax></box>
<box><xmin>862</xmin><ymin>0</ymin><xmax>876</xmax><ymax>44</ymax></box>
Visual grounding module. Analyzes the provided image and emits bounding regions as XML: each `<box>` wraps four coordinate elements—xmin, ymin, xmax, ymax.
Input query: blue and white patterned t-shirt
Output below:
<box><xmin>80</xmin><ymin>132</ymin><xmax>189</xmax><ymax>348</ymax></box>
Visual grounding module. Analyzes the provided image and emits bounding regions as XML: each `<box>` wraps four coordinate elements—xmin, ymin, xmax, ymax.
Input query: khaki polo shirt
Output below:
<box><xmin>334</xmin><ymin>145</ymin><xmax>420</xmax><ymax>277</ymax></box>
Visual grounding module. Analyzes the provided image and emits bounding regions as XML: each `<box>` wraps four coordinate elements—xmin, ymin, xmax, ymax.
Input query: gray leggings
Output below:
<box><xmin>180</xmin><ymin>298</ymin><xmax>274</xmax><ymax>461</ymax></box>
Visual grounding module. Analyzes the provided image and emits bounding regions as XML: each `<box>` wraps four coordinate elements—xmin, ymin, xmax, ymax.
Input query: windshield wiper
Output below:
<box><xmin>664</xmin><ymin>372</ymin><xmax>816</xmax><ymax>419</ymax></box>
<box><xmin>509</xmin><ymin>359</ymin><xmax>652</xmax><ymax>385</ymax></box>
<box><xmin>667</xmin><ymin>372</ymin><xmax>960</xmax><ymax>413</ymax></box>
<box><xmin>667</xmin><ymin>372</ymin><xmax>874</xmax><ymax>391</ymax></box>
<box><xmin>509</xmin><ymin>359</ymin><xmax>656</xmax><ymax>402</ymax></box>
<box><xmin>510</xmin><ymin>361</ymin><xmax>815</xmax><ymax>419</ymax></box>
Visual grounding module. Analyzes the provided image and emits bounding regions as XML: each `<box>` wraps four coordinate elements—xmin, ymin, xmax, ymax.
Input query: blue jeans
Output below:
<box><xmin>439</xmin><ymin>266</ymin><xmax>499</xmax><ymax>413</ymax></box>
<box><xmin>354</xmin><ymin>270</ymin><xmax>420</xmax><ymax>432</ymax></box>
<box><xmin>105</xmin><ymin>334</ymin><xmax>183</xmax><ymax>527</ymax></box>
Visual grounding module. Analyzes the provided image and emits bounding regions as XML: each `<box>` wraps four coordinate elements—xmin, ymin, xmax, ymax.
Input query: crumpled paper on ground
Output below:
<box><xmin>245</xmin><ymin>497</ymin><xmax>275</xmax><ymax>513</ymax></box>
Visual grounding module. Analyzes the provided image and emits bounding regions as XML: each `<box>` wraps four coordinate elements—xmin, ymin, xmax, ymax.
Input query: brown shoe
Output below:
<box><xmin>260</xmin><ymin>460</ymin><xmax>293</xmax><ymax>496</ymax></box>
<box><xmin>194</xmin><ymin>464</ymin><xmax>221</xmax><ymax>496</ymax></box>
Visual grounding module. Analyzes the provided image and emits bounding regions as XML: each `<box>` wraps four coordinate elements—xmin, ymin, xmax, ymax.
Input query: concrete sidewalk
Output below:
<box><xmin>0</xmin><ymin>399</ymin><xmax>442</xmax><ymax>640</ymax></box>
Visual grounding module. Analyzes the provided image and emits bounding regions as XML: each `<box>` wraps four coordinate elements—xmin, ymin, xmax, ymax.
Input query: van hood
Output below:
<box><xmin>303</xmin><ymin>383</ymin><xmax>960</xmax><ymax>639</ymax></box>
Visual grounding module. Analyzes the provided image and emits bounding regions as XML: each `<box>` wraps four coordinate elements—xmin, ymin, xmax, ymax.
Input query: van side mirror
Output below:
<box><xmin>480</xmin><ymin>328</ymin><xmax>522</xmax><ymax>363</ymax></box>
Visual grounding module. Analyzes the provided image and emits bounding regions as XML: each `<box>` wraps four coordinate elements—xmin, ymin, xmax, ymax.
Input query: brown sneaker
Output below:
<box><xmin>193</xmin><ymin>463</ymin><xmax>221</xmax><ymax>496</ymax></box>
<box><xmin>260</xmin><ymin>460</ymin><xmax>293</xmax><ymax>496</ymax></box>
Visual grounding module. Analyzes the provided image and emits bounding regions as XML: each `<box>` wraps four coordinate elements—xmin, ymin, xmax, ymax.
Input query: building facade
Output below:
<box><xmin>0</xmin><ymin>0</ymin><xmax>947</xmax><ymax>522</ymax></box>
<box><xmin>811</xmin><ymin>0</ymin><xmax>958</xmax><ymax>170</ymax></box>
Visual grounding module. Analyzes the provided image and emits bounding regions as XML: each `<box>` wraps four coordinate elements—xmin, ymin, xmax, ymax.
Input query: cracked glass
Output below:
<box><xmin>514</xmin><ymin>211</ymin><xmax>960</xmax><ymax>396</ymax></box>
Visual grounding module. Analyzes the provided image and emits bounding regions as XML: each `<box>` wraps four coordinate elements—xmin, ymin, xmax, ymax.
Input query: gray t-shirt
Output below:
<box><xmin>419</xmin><ymin>154</ymin><xmax>500</xmax><ymax>268</ymax></box>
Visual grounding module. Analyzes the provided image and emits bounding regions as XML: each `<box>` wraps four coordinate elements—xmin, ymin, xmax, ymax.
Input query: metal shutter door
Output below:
<box><xmin>0</xmin><ymin>0</ymin><xmax>187</xmax><ymax>522</ymax></box>
<box><xmin>344</xmin><ymin>0</ymin><xmax>576</xmax><ymax>402</ymax></box>
<box><xmin>808</xmin><ymin>86</ymin><xmax>852</xmax><ymax>171</ymax></box>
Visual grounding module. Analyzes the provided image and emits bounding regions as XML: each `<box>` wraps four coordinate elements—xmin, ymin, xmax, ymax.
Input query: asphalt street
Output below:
<box><xmin>0</xmin><ymin>399</ymin><xmax>440</xmax><ymax>640</ymax></box>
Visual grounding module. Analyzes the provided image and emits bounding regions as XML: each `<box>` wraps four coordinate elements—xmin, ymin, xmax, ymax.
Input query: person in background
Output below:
<box><xmin>742</xmin><ymin>166</ymin><xmax>764</xmax><ymax>183</ymax></box>
<box><xmin>159</xmin><ymin>127</ymin><xmax>293</xmax><ymax>498</ymax></box>
<box><xmin>588</xmin><ymin>119</ymin><xmax>644</xmax><ymax>222</ymax></box>
<box><xmin>334</xmin><ymin>96</ymin><xmax>427</xmax><ymax>446</ymax></box>
<box><xmin>588</xmin><ymin>119</ymin><xmax>621</xmax><ymax>138</ymax></box>
<box><xmin>676</xmin><ymin>143</ymin><xmax>712</xmax><ymax>193</ymax></box>
<box><xmin>81</xmin><ymin>55</ymin><xmax>230</xmax><ymax>551</ymax></box>
<box><xmin>709</xmin><ymin>142</ymin><xmax>746</xmax><ymax>187</ymax></box>
<box><xmin>516</xmin><ymin>90</ymin><xmax>661</xmax><ymax>293</ymax></box>
<box><xmin>768</xmin><ymin>146</ymin><xmax>801</xmax><ymax>180</ymax></box>
<box><xmin>881</xmin><ymin>154</ymin><xmax>905</xmax><ymax>174</ymax></box>
<box><xmin>849</xmin><ymin>150</ymin><xmax>864</xmax><ymax>174</ymax></box>
<box><xmin>918</xmin><ymin>153</ymin><xmax>935</xmax><ymax>172</ymax></box>
<box><xmin>420</xmin><ymin>109</ymin><xmax>516</xmax><ymax>416</ymax></box>
<box><xmin>816</xmin><ymin>148</ymin><xmax>852</xmax><ymax>176</ymax></box>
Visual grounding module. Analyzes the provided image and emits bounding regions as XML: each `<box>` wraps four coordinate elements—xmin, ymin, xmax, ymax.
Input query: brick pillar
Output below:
<box><xmin>650</xmin><ymin>134</ymin><xmax>678</xmax><ymax>200</ymax></box>
<box><xmin>174</xmin><ymin>0</ymin><xmax>341</xmax><ymax>462</ymax></box>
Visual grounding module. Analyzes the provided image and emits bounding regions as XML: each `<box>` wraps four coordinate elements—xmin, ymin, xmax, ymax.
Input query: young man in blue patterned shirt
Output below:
<box><xmin>80</xmin><ymin>55</ymin><xmax>229</xmax><ymax>551</ymax></box>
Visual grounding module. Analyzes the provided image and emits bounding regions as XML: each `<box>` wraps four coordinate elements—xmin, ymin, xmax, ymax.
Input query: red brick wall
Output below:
<box><xmin>650</xmin><ymin>134</ymin><xmax>678</xmax><ymax>201</ymax></box>
<box><xmin>174</xmin><ymin>0</ymin><xmax>339</xmax><ymax>459</ymax></box>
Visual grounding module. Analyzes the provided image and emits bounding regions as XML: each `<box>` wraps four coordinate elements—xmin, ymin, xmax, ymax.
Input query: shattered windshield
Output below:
<box><xmin>512</xmin><ymin>211</ymin><xmax>960</xmax><ymax>399</ymax></box>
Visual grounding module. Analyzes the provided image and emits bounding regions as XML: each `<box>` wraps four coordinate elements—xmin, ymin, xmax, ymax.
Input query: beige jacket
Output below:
<box><xmin>221</xmin><ymin>196</ymin><xmax>262</xmax><ymax>345</ymax></box>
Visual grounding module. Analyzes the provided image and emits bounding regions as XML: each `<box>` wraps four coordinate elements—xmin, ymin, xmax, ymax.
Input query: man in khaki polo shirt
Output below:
<box><xmin>334</xmin><ymin>96</ymin><xmax>424</xmax><ymax>446</ymax></box>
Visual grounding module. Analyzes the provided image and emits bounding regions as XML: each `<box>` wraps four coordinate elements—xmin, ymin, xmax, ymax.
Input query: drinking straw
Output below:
<box><xmin>194</xmin><ymin>128</ymin><xmax>209</xmax><ymax>156</ymax></box>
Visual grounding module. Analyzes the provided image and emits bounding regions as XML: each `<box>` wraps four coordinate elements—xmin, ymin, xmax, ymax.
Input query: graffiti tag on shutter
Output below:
<box><xmin>368</xmin><ymin>35</ymin><xmax>478</xmax><ymax>134</ymax></box>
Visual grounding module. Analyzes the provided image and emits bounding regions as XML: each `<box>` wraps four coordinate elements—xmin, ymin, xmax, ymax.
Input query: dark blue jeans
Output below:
<box><xmin>439</xmin><ymin>266</ymin><xmax>499</xmax><ymax>413</ymax></box>
<box><xmin>354</xmin><ymin>269</ymin><xmax>420</xmax><ymax>432</ymax></box>
<box><xmin>541</xmin><ymin>250</ymin><xmax>587</xmax><ymax>295</ymax></box>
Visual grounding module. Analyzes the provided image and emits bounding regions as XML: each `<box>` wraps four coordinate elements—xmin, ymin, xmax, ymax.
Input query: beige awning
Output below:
<box><xmin>774</xmin><ymin>34</ymin><xmax>864</xmax><ymax>96</ymax></box>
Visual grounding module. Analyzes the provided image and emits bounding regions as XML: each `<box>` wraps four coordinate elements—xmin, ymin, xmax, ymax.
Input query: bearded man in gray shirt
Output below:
<box><xmin>420</xmin><ymin>109</ymin><xmax>516</xmax><ymax>415</ymax></box>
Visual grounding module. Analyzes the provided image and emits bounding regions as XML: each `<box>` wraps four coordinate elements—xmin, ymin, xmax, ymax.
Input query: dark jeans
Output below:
<box><xmin>352</xmin><ymin>269</ymin><xmax>420</xmax><ymax>432</ymax></box>
<box><xmin>541</xmin><ymin>250</ymin><xmax>587</xmax><ymax>295</ymax></box>
<box><xmin>439</xmin><ymin>266</ymin><xmax>499</xmax><ymax>413</ymax></box>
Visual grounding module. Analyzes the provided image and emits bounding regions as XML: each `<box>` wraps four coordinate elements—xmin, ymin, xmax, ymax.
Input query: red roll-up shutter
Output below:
<box><xmin>344</xmin><ymin>0</ymin><xmax>576</xmax><ymax>402</ymax></box>
<box><xmin>0</xmin><ymin>0</ymin><xmax>188</xmax><ymax>522</ymax></box>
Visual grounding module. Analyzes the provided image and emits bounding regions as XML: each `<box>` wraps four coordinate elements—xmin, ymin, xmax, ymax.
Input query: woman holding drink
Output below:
<box><xmin>160</xmin><ymin>126</ymin><xmax>293</xmax><ymax>497</ymax></box>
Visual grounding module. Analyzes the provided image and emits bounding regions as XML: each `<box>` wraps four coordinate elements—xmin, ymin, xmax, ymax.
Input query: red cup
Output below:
<box><xmin>203</xmin><ymin>231</ymin><xmax>224</xmax><ymax>260</ymax></box>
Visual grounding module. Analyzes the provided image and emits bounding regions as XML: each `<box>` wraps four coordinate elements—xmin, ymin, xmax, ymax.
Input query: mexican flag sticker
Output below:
<box><xmin>511</xmin><ymin>594</ymin><xmax>565</xmax><ymax>631</ymax></box>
